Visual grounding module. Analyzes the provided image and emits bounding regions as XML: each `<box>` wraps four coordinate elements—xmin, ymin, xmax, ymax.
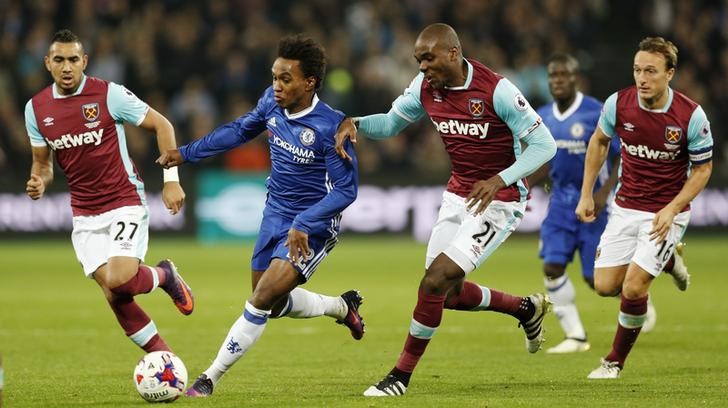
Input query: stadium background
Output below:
<box><xmin>0</xmin><ymin>0</ymin><xmax>727</xmax><ymax>239</ymax></box>
<box><xmin>1</xmin><ymin>2</ymin><xmax>728</xmax><ymax>407</ymax></box>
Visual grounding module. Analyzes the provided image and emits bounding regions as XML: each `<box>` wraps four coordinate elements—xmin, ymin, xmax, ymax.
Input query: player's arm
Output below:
<box><xmin>160</xmin><ymin>91</ymin><xmax>270</xmax><ymax>167</ymax></box>
<box><xmin>139</xmin><ymin>108</ymin><xmax>185</xmax><ymax>215</ymax></box>
<box><xmin>26</xmin><ymin>146</ymin><xmax>53</xmax><ymax>200</ymax></box>
<box><xmin>467</xmin><ymin>79</ymin><xmax>556</xmax><ymax>214</ymax></box>
<box><xmin>24</xmin><ymin>100</ymin><xmax>53</xmax><ymax>200</ymax></box>
<box><xmin>334</xmin><ymin>74</ymin><xmax>426</xmax><ymax>160</ymax></box>
<box><xmin>289</xmin><ymin>133</ymin><xmax>358</xmax><ymax>263</ymax></box>
<box><xmin>650</xmin><ymin>107</ymin><xmax>714</xmax><ymax>242</ymax></box>
<box><xmin>593</xmin><ymin>154</ymin><xmax>620</xmax><ymax>215</ymax></box>
<box><xmin>576</xmin><ymin>92</ymin><xmax>617</xmax><ymax>223</ymax></box>
<box><xmin>576</xmin><ymin>128</ymin><xmax>611</xmax><ymax>222</ymax></box>
<box><xmin>293</xmin><ymin>136</ymin><xmax>358</xmax><ymax>232</ymax></box>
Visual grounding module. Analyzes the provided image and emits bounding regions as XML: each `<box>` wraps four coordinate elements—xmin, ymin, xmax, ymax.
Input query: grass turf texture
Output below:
<box><xmin>1</xmin><ymin>235</ymin><xmax>727</xmax><ymax>407</ymax></box>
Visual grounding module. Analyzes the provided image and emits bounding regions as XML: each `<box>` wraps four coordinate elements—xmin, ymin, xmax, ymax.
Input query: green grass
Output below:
<box><xmin>1</xmin><ymin>234</ymin><xmax>727</xmax><ymax>407</ymax></box>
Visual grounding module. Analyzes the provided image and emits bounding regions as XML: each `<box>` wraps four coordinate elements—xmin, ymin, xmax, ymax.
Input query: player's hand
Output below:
<box><xmin>575</xmin><ymin>195</ymin><xmax>596</xmax><ymax>223</ymax></box>
<box><xmin>466</xmin><ymin>176</ymin><xmax>505</xmax><ymax>215</ymax></box>
<box><xmin>285</xmin><ymin>228</ymin><xmax>310</xmax><ymax>265</ymax></box>
<box><xmin>650</xmin><ymin>206</ymin><xmax>677</xmax><ymax>243</ymax></box>
<box><xmin>162</xmin><ymin>182</ymin><xmax>185</xmax><ymax>215</ymax></box>
<box><xmin>25</xmin><ymin>174</ymin><xmax>45</xmax><ymax>200</ymax></box>
<box><xmin>156</xmin><ymin>149</ymin><xmax>184</xmax><ymax>169</ymax></box>
<box><xmin>334</xmin><ymin>117</ymin><xmax>357</xmax><ymax>161</ymax></box>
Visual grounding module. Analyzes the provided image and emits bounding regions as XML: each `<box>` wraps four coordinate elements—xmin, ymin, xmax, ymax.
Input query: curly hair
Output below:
<box><xmin>278</xmin><ymin>34</ymin><xmax>327</xmax><ymax>90</ymax></box>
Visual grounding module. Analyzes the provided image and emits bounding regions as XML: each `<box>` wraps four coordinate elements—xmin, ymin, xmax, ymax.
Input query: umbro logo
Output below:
<box><xmin>623</xmin><ymin>122</ymin><xmax>635</xmax><ymax>132</ymax></box>
<box><xmin>43</xmin><ymin>117</ymin><xmax>54</xmax><ymax>127</ymax></box>
<box><xmin>267</xmin><ymin>117</ymin><xmax>277</xmax><ymax>127</ymax></box>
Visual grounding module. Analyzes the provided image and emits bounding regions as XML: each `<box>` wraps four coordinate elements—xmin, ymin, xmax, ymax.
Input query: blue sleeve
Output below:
<box><xmin>686</xmin><ymin>105</ymin><xmax>713</xmax><ymax>164</ymax></box>
<box><xmin>107</xmin><ymin>82</ymin><xmax>150</xmax><ymax>125</ymax></box>
<box><xmin>357</xmin><ymin>73</ymin><xmax>425</xmax><ymax>138</ymax></box>
<box><xmin>493</xmin><ymin>78</ymin><xmax>543</xmax><ymax>139</ymax></box>
<box><xmin>25</xmin><ymin>100</ymin><xmax>46</xmax><ymax>147</ymax></box>
<box><xmin>597</xmin><ymin>92</ymin><xmax>618</xmax><ymax>138</ymax></box>
<box><xmin>292</xmin><ymin>136</ymin><xmax>358</xmax><ymax>234</ymax></box>
<box><xmin>498</xmin><ymin>121</ymin><xmax>557</xmax><ymax>186</ymax></box>
<box><xmin>179</xmin><ymin>89</ymin><xmax>269</xmax><ymax>163</ymax></box>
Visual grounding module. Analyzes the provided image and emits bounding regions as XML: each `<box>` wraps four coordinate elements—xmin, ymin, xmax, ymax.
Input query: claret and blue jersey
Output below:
<box><xmin>179</xmin><ymin>87</ymin><xmax>358</xmax><ymax>236</ymax></box>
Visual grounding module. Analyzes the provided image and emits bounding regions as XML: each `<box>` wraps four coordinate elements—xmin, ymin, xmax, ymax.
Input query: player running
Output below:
<box><xmin>157</xmin><ymin>35</ymin><xmax>363</xmax><ymax>397</ymax></box>
<box><xmin>531</xmin><ymin>54</ymin><xmax>690</xmax><ymax>353</ymax></box>
<box><xmin>577</xmin><ymin>37</ymin><xmax>712</xmax><ymax>379</ymax></box>
<box><xmin>24</xmin><ymin>29</ymin><xmax>191</xmax><ymax>354</ymax></box>
<box><xmin>335</xmin><ymin>23</ymin><xmax>556</xmax><ymax>396</ymax></box>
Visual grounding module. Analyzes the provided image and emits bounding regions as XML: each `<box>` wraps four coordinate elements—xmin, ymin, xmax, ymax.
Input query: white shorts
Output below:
<box><xmin>425</xmin><ymin>191</ymin><xmax>526</xmax><ymax>274</ymax></box>
<box><xmin>71</xmin><ymin>205</ymin><xmax>149</xmax><ymax>277</ymax></box>
<box><xmin>594</xmin><ymin>204</ymin><xmax>690</xmax><ymax>276</ymax></box>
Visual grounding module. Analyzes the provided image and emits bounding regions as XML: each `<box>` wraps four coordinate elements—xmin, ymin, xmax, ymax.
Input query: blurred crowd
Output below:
<box><xmin>0</xmin><ymin>0</ymin><xmax>725</xmax><ymax>190</ymax></box>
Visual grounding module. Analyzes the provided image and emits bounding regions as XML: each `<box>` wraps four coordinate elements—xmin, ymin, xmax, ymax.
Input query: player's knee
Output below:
<box><xmin>543</xmin><ymin>263</ymin><xmax>566</xmax><ymax>280</ymax></box>
<box><xmin>593</xmin><ymin>282</ymin><xmax>620</xmax><ymax>297</ymax></box>
<box><xmin>249</xmin><ymin>287</ymin><xmax>283</xmax><ymax>311</ymax></box>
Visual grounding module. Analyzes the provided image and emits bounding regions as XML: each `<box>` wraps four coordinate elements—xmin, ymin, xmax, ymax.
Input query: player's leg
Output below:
<box><xmin>95</xmin><ymin>273</ymin><xmax>170</xmax><ymax>352</ymax></box>
<box><xmin>364</xmin><ymin>253</ymin><xmax>463</xmax><ymax>397</ymax></box>
<box><xmin>92</xmin><ymin>206</ymin><xmax>193</xmax><ymax>314</ymax></box>
<box><xmin>187</xmin><ymin>258</ymin><xmax>300</xmax><ymax>397</ymax></box>
<box><xmin>541</xmin><ymin>217</ymin><xmax>589</xmax><ymax>353</ymax></box>
<box><xmin>363</xmin><ymin>192</ymin><xmax>463</xmax><ymax>397</ymax></box>
<box><xmin>663</xmin><ymin>242</ymin><xmax>690</xmax><ymax>291</ymax></box>
<box><xmin>73</xmin><ymin>208</ymin><xmax>172</xmax><ymax>352</ymax></box>
<box><xmin>439</xmin><ymin>200</ymin><xmax>550</xmax><ymax>353</ymax></box>
<box><xmin>587</xmin><ymin>263</ymin><xmax>650</xmax><ymax>379</ymax></box>
<box><xmin>588</xmin><ymin>210</ymin><xmax>689</xmax><ymax>379</ymax></box>
<box><xmin>251</xmin><ymin>213</ymin><xmax>363</xmax><ymax>338</ymax></box>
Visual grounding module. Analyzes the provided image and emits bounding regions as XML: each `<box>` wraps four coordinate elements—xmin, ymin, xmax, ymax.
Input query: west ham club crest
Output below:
<box><xmin>468</xmin><ymin>98</ymin><xmax>484</xmax><ymax>117</ymax></box>
<box><xmin>664</xmin><ymin>125</ymin><xmax>683</xmax><ymax>144</ymax></box>
<box><xmin>82</xmin><ymin>103</ymin><xmax>99</xmax><ymax>122</ymax></box>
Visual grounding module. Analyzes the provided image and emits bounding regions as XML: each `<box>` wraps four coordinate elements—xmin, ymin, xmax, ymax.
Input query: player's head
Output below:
<box><xmin>272</xmin><ymin>34</ymin><xmax>327</xmax><ymax>113</ymax></box>
<box><xmin>414</xmin><ymin>23</ymin><xmax>464</xmax><ymax>89</ymax></box>
<box><xmin>45</xmin><ymin>29</ymin><xmax>88</xmax><ymax>95</ymax></box>
<box><xmin>633</xmin><ymin>37</ymin><xmax>677</xmax><ymax>105</ymax></box>
<box><xmin>546</xmin><ymin>53</ymin><xmax>579</xmax><ymax>104</ymax></box>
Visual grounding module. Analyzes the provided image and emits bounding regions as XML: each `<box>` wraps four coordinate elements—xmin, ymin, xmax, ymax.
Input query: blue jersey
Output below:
<box><xmin>180</xmin><ymin>87</ymin><xmax>357</xmax><ymax>234</ymax></box>
<box><xmin>537</xmin><ymin>92</ymin><xmax>619</xmax><ymax>205</ymax></box>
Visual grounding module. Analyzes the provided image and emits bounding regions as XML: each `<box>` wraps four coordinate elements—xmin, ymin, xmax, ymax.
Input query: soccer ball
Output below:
<box><xmin>133</xmin><ymin>351</ymin><xmax>188</xmax><ymax>403</ymax></box>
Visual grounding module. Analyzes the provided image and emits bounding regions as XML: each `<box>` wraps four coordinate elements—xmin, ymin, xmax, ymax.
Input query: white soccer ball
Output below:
<box><xmin>133</xmin><ymin>351</ymin><xmax>188</xmax><ymax>403</ymax></box>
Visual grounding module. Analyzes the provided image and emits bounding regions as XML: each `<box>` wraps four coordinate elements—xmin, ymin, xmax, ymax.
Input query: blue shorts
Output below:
<box><xmin>539</xmin><ymin>200</ymin><xmax>609</xmax><ymax>281</ymax></box>
<box><xmin>251</xmin><ymin>207</ymin><xmax>339</xmax><ymax>282</ymax></box>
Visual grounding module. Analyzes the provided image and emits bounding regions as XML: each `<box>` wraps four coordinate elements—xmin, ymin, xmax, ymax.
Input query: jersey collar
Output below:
<box><xmin>52</xmin><ymin>75</ymin><xmax>88</xmax><ymax>99</ymax></box>
<box><xmin>445</xmin><ymin>59</ymin><xmax>473</xmax><ymax>90</ymax></box>
<box><xmin>637</xmin><ymin>87</ymin><xmax>673</xmax><ymax>113</ymax></box>
<box><xmin>552</xmin><ymin>91</ymin><xmax>584</xmax><ymax>121</ymax></box>
<box><xmin>285</xmin><ymin>94</ymin><xmax>319</xmax><ymax>119</ymax></box>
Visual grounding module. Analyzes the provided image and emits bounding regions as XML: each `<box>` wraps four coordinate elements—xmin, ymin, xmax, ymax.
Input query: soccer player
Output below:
<box><xmin>335</xmin><ymin>23</ymin><xmax>557</xmax><ymax>396</ymax></box>
<box><xmin>576</xmin><ymin>37</ymin><xmax>713</xmax><ymax>379</ymax></box>
<box><xmin>24</xmin><ymin>29</ymin><xmax>192</xmax><ymax>354</ymax></box>
<box><xmin>156</xmin><ymin>35</ymin><xmax>363</xmax><ymax>397</ymax></box>
<box><xmin>532</xmin><ymin>53</ymin><xmax>689</xmax><ymax>352</ymax></box>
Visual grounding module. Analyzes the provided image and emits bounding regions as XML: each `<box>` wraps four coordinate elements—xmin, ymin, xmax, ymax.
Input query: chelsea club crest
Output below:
<box><xmin>299</xmin><ymin>128</ymin><xmax>315</xmax><ymax>146</ymax></box>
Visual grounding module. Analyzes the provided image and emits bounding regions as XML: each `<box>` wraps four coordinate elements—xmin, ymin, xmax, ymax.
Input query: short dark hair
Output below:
<box><xmin>52</xmin><ymin>29</ymin><xmax>82</xmax><ymax>45</ymax></box>
<box><xmin>547</xmin><ymin>53</ymin><xmax>580</xmax><ymax>73</ymax></box>
<box><xmin>278</xmin><ymin>34</ymin><xmax>327</xmax><ymax>90</ymax></box>
<box><xmin>638</xmin><ymin>37</ymin><xmax>678</xmax><ymax>70</ymax></box>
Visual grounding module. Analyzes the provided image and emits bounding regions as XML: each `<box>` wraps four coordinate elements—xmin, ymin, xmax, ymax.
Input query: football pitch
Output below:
<box><xmin>1</xmin><ymin>234</ymin><xmax>727</xmax><ymax>407</ymax></box>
